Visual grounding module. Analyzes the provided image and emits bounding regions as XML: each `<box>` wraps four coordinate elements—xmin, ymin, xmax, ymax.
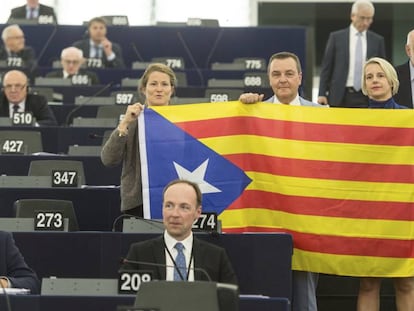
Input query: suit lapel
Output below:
<box><xmin>152</xmin><ymin>237</ymin><xmax>167</xmax><ymax>280</ymax></box>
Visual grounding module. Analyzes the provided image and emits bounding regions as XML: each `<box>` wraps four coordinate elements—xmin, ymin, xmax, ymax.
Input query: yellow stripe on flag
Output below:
<box><xmin>293</xmin><ymin>249</ymin><xmax>414</xmax><ymax>277</ymax></box>
<box><xmin>245</xmin><ymin>172</ymin><xmax>414</xmax><ymax>203</ymax></box>
<box><xmin>200</xmin><ymin>135</ymin><xmax>414</xmax><ymax>165</ymax></box>
<box><xmin>220</xmin><ymin>208</ymin><xmax>414</xmax><ymax>239</ymax></box>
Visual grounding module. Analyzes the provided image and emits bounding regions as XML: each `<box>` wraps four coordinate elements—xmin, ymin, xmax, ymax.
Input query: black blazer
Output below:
<box><xmin>8</xmin><ymin>4</ymin><xmax>57</xmax><ymax>23</ymax></box>
<box><xmin>0</xmin><ymin>231</ymin><xmax>40</xmax><ymax>294</ymax></box>
<box><xmin>122</xmin><ymin>235</ymin><xmax>238</xmax><ymax>285</ymax></box>
<box><xmin>72</xmin><ymin>39</ymin><xmax>125</xmax><ymax>68</ymax></box>
<box><xmin>0</xmin><ymin>92</ymin><xmax>57</xmax><ymax>126</ymax></box>
<box><xmin>0</xmin><ymin>46</ymin><xmax>37</xmax><ymax>74</ymax></box>
<box><xmin>394</xmin><ymin>61</ymin><xmax>414</xmax><ymax>108</ymax></box>
<box><xmin>45</xmin><ymin>69</ymin><xmax>100</xmax><ymax>85</ymax></box>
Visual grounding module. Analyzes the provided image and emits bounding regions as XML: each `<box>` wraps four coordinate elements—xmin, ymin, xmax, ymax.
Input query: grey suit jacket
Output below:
<box><xmin>266</xmin><ymin>95</ymin><xmax>325</xmax><ymax>107</ymax></box>
<box><xmin>122</xmin><ymin>235</ymin><xmax>238</xmax><ymax>284</ymax></box>
<box><xmin>318</xmin><ymin>27</ymin><xmax>386</xmax><ymax>106</ymax></box>
<box><xmin>394</xmin><ymin>61</ymin><xmax>413</xmax><ymax>108</ymax></box>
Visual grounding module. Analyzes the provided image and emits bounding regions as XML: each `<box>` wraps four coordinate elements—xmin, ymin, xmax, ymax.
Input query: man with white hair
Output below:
<box><xmin>394</xmin><ymin>29</ymin><xmax>414</xmax><ymax>108</ymax></box>
<box><xmin>318</xmin><ymin>0</ymin><xmax>386</xmax><ymax>108</ymax></box>
<box><xmin>45</xmin><ymin>46</ymin><xmax>100</xmax><ymax>85</ymax></box>
<box><xmin>0</xmin><ymin>24</ymin><xmax>36</xmax><ymax>73</ymax></box>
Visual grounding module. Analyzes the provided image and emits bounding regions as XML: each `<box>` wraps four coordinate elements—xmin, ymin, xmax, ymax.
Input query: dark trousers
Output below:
<box><xmin>339</xmin><ymin>87</ymin><xmax>369</xmax><ymax>108</ymax></box>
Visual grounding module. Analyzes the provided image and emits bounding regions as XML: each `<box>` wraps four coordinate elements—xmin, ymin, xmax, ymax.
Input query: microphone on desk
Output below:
<box><xmin>29</xmin><ymin>23</ymin><xmax>58</xmax><ymax>78</ymax></box>
<box><xmin>120</xmin><ymin>257</ymin><xmax>212</xmax><ymax>282</ymax></box>
<box><xmin>111</xmin><ymin>214</ymin><xmax>163</xmax><ymax>232</ymax></box>
<box><xmin>130</xmin><ymin>42</ymin><xmax>145</xmax><ymax>62</ymax></box>
<box><xmin>176</xmin><ymin>31</ymin><xmax>205</xmax><ymax>86</ymax></box>
<box><xmin>64</xmin><ymin>82</ymin><xmax>114</xmax><ymax>126</ymax></box>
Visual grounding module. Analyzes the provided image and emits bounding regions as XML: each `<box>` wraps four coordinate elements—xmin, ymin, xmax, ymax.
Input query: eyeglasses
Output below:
<box><xmin>62</xmin><ymin>59</ymin><xmax>81</xmax><ymax>65</ymax></box>
<box><xmin>356</xmin><ymin>15</ymin><xmax>373</xmax><ymax>22</ymax></box>
<box><xmin>8</xmin><ymin>36</ymin><xmax>25</xmax><ymax>40</ymax></box>
<box><xmin>3</xmin><ymin>84</ymin><xmax>26</xmax><ymax>91</ymax></box>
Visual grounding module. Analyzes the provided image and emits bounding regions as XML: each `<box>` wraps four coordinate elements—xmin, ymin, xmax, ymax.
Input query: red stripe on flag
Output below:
<box><xmin>228</xmin><ymin>190</ymin><xmax>414</xmax><ymax>221</ymax></box>
<box><xmin>176</xmin><ymin>117</ymin><xmax>414</xmax><ymax>146</ymax></box>
<box><xmin>224</xmin><ymin>153</ymin><xmax>414</xmax><ymax>183</ymax></box>
<box><xmin>223</xmin><ymin>227</ymin><xmax>414</xmax><ymax>258</ymax></box>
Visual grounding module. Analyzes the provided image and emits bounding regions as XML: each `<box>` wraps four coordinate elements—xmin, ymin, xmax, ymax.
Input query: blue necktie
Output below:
<box><xmin>173</xmin><ymin>242</ymin><xmax>187</xmax><ymax>281</ymax></box>
<box><xmin>354</xmin><ymin>32</ymin><xmax>363</xmax><ymax>91</ymax></box>
<box><xmin>94</xmin><ymin>45</ymin><xmax>102</xmax><ymax>58</ymax></box>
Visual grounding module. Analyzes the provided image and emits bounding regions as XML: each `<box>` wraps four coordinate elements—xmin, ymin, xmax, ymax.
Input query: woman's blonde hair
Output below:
<box><xmin>362</xmin><ymin>57</ymin><xmax>399</xmax><ymax>96</ymax></box>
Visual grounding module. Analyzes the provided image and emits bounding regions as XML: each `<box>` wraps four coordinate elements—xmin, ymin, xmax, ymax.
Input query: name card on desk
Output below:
<box><xmin>34</xmin><ymin>211</ymin><xmax>65</xmax><ymax>231</ymax></box>
<box><xmin>12</xmin><ymin>112</ymin><xmax>34</xmax><ymax>126</ymax></box>
<box><xmin>118</xmin><ymin>271</ymin><xmax>152</xmax><ymax>294</ymax></box>
<box><xmin>7</xmin><ymin>57</ymin><xmax>23</xmax><ymax>67</ymax></box>
<box><xmin>38</xmin><ymin>15</ymin><xmax>55</xmax><ymax>24</ymax></box>
<box><xmin>1</xmin><ymin>139</ymin><xmax>25</xmax><ymax>154</ymax></box>
<box><xmin>114</xmin><ymin>91</ymin><xmax>136</xmax><ymax>105</ymax></box>
<box><xmin>86</xmin><ymin>58</ymin><xmax>103</xmax><ymax>68</ymax></box>
<box><xmin>71</xmin><ymin>75</ymin><xmax>90</xmax><ymax>86</ymax></box>
<box><xmin>243</xmin><ymin>73</ymin><xmax>267</xmax><ymax>87</ymax></box>
<box><xmin>52</xmin><ymin>170</ymin><xmax>78</xmax><ymax>187</ymax></box>
<box><xmin>192</xmin><ymin>212</ymin><xmax>218</xmax><ymax>233</ymax></box>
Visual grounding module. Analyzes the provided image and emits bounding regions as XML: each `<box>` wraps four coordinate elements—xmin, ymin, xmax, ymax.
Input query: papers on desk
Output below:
<box><xmin>31</xmin><ymin>152</ymin><xmax>64</xmax><ymax>156</ymax></box>
<box><xmin>239</xmin><ymin>294</ymin><xmax>270</xmax><ymax>299</ymax></box>
<box><xmin>0</xmin><ymin>288</ymin><xmax>30</xmax><ymax>295</ymax></box>
<box><xmin>81</xmin><ymin>185</ymin><xmax>120</xmax><ymax>189</ymax></box>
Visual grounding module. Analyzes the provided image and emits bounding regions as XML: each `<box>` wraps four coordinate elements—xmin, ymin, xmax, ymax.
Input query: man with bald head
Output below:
<box><xmin>46</xmin><ymin>47</ymin><xmax>100</xmax><ymax>85</ymax></box>
<box><xmin>0</xmin><ymin>70</ymin><xmax>57</xmax><ymax>126</ymax></box>
<box><xmin>0</xmin><ymin>24</ymin><xmax>36</xmax><ymax>74</ymax></box>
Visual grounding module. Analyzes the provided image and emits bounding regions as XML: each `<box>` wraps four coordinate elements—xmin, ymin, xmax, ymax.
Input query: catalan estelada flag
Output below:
<box><xmin>139</xmin><ymin>101</ymin><xmax>414</xmax><ymax>277</ymax></box>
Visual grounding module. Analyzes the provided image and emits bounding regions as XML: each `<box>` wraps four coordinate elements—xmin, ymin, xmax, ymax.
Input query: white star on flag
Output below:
<box><xmin>173</xmin><ymin>159</ymin><xmax>221</xmax><ymax>194</ymax></box>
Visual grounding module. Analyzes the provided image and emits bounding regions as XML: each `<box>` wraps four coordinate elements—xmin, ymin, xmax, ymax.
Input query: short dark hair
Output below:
<box><xmin>163</xmin><ymin>179</ymin><xmax>202</xmax><ymax>207</ymax></box>
<box><xmin>268</xmin><ymin>51</ymin><xmax>302</xmax><ymax>73</ymax></box>
<box><xmin>88</xmin><ymin>17</ymin><xmax>107</xmax><ymax>28</ymax></box>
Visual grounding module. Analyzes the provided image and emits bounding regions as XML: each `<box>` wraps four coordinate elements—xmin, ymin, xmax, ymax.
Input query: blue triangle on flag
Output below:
<box><xmin>143</xmin><ymin>109</ymin><xmax>251</xmax><ymax>219</ymax></box>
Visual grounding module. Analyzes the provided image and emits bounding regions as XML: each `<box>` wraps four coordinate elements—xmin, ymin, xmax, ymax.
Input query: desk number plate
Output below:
<box><xmin>192</xmin><ymin>212</ymin><xmax>218</xmax><ymax>232</ymax></box>
<box><xmin>118</xmin><ymin>271</ymin><xmax>152</xmax><ymax>294</ymax></box>
<box><xmin>52</xmin><ymin>170</ymin><xmax>78</xmax><ymax>187</ymax></box>
<box><xmin>35</xmin><ymin>211</ymin><xmax>64</xmax><ymax>231</ymax></box>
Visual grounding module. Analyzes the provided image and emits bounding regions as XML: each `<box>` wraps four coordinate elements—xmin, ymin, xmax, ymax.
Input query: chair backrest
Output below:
<box><xmin>96</xmin><ymin>105</ymin><xmax>127</xmax><ymax>119</ymax></box>
<box><xmin>67</xmin><ymin>145</ymin><xmax>102</xmax><ymax>156</ymax></box>
<box><xmin>0</xmin><ymin>130</ymin><xmax>43</xmax><ymax>155</ymax></box>
<box><xmin>13</xmin><ymin>199</ymin><xmax>79</xmax><ymax>231</ymax></box>
<box><xmin>28</xmin><ymin>160</ymin><xmax>86</xmax><ymax>186</ymax></box>
<box><xmin>71</xmin><ymin>117</ymin><xmax>118</xmax><ymax>128</ymax></box>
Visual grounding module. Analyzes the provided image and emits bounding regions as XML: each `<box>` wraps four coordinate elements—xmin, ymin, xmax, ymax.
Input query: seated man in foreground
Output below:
<box><xmin>0</xmin><ymin>230</ymin><xmax>40</xmax><ymax>294</ymax></box>
<box><xmin>122</xmin><ymin>179</ymin><xmax>238</xmax><ymax>284</ymax></box>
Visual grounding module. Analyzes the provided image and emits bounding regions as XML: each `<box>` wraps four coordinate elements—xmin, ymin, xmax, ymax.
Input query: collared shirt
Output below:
<box><xmin>347</xmin><ymin>24</ymin><xmax>367</xmax><ymax>87</ymax></box>
<box><xmin>9</xmin><ymin>101</ymin><xmax>25</xmax><ymax>118</ymax></box>
<box><xmin>89</xmin><ymin>40</ymin><xmax>115</xmax><ymax>61</ymax></box>
<box><xmin>272</xmin><ymin>94</ymin><xmax>301</xmax><ymax>106</ymax></box>
<box><xmin>26</xmin><ymin>6</ymin><xmax>39</xmax><ymax>19</ymax></box>
<box><xmin>163</xmin><ymin>231</ymin><xmax>194</xmax><ymax>281</ymax></box>
<box><xmin>409</xmin><ymin>61</ymin><xmax>414</xmax><ymax>106</ymax></box>
<box><xmin>63</xmin><ymin>70</ymin><xmax>71</xmax><ymax>79</ymax></box>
